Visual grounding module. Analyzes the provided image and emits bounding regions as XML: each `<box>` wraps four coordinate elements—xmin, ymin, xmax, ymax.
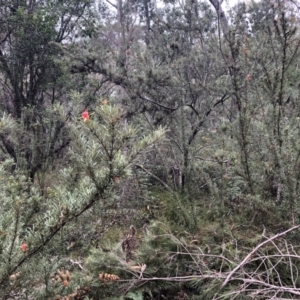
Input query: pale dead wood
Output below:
<box><xmin>222</xmin><ymin>225</ymin><xmax>300</xmax><ymax>288</ymax></box>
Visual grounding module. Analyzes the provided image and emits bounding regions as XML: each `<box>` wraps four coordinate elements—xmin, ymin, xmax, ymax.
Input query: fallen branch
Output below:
<box><xmin>221</xmin><ymin>225</ymin><xmax>300</xmax><ymax>288</ymax></box>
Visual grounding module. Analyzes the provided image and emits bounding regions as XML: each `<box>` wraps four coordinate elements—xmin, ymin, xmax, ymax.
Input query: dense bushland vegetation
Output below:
<box><xmin>1</xmin><ymin>0</ymin><xmax>300</xmax><ymax>299</ymax></box>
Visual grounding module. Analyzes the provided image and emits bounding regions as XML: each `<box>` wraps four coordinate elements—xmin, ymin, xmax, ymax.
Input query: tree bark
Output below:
<box><xmin>208</xmin><ymin>0</ymin><xmax>228</xmax><ymax>34</ymax></box>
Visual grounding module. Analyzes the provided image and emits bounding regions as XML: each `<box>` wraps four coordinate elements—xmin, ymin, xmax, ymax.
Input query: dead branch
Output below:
<box><xmin>222</xmin><ymin>225</ymin><xmax>300</xmax><ymax>288</ymax></box>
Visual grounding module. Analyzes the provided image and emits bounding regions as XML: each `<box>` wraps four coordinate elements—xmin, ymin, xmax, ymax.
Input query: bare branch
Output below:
<box><xmin>105</xmin><ymin>0</ymin><xmax>117</xmax><ymax>9</ymax></box>
<box><xmin>222</xmin><ymin>225</ymin><xmax>300</xmax><ymax>288</ymax></box>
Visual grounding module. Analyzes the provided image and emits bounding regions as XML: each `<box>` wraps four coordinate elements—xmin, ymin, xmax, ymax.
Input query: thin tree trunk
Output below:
<box><xmin>208</xmin><ymin>0</ymin><xmax>228</xmax><ymax>34</ymax></box>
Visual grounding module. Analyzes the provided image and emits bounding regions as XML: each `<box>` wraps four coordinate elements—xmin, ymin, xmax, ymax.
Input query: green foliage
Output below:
<box><xmin>2</xmin><ymin>0</ymin><xmax>300</xmax><ymax>299</ymax></box>
<box><xmin>0</xmin><ymin>0</ymin><xmax>96</xmax><ymax>181</ymax></box>
<box><xmin>0</xmin><ymin>100</ymin><xmax>165</xmax><ymax>298</ymax></box>
<box><xmin>125</xmin><ymin>290</ymin><xmax>144</xmax><ymax>300</ymax></box>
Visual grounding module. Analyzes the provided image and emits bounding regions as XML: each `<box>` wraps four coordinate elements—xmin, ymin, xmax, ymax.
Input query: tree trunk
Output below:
<box><xmin>208</xmin><ymin>0</ymin><xmax>228</xmax><ymax>34</ymax></box>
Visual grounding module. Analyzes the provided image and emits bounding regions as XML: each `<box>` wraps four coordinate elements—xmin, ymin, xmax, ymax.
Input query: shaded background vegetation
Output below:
<box><xmin>1</xmin><ymin>0</ymin><xmax>300</xmax><ymax>299</ymax></box>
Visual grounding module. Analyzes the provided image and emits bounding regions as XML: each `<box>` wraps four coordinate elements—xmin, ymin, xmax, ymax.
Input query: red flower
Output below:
<box><xmin>21</xmin><ymin>243</ymin><xmax>28</xmax><ymax>253</ymax></box>
<box><xmin>82</xmin><ymin>110</ymin><xmax>89</xmax><ymax>122</ymax></box>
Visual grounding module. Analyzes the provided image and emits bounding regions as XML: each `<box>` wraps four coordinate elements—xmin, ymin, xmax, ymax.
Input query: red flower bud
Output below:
<box><xmin>82</xmin><ymin>110</ymin><xmax>89</xmax><ymax>122</ymax></box>
<box><xmin>21</xmin><ymin>243</ymin><xmax>28</xmax><ymax>253</ymax></box>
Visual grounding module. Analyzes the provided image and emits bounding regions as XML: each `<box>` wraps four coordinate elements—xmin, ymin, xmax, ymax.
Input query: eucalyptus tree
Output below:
<box><xmin>206</xmin><ymin>0</ymin><xmax>300</xmax><ymax>224</ymax></box>
<box><xmin>70</xmin><ymin>1</ymin><xmax>227</xmax><ymax>230</ymax></box>
<box><xmin>243</xmin><ymin>0</ymin><xmax>300</xmax><ymax>223</ymax></box>
<box><xmin>0</xmin><ymin>0</ymin><xmax>95</xmax><ymax>182</ymax></box>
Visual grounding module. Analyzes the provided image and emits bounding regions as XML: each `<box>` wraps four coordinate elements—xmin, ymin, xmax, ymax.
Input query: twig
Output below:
<box><xmin>70</xmin><ymin>258</ymin><xmax>84</xmax><ymax>270</ymax></box>
<box><xmin>105</xmin><ymin>0</ymin><xmax>117</xmax><ymax>8</ymax></box>
<box><xmin>222</xmin><ymin>225</ymin><xmax>300</xmax><ymax>288</ymax></box>
<box><xmin>135</xmin><ymin>164</ymin><xmax>173</xmax><ymax>192</ymax></box>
